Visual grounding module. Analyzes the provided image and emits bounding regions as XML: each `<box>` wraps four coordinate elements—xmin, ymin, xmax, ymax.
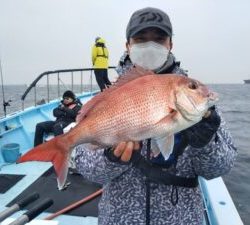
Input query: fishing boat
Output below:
<box><xmin>0</xmin><ymin>68</ymin><xmax>243</xmax><ymax>225</ymax></box>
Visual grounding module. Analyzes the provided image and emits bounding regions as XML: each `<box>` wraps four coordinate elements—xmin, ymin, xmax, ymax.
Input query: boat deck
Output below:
<box><xmin>0</xmin><ymin>162</ymin><xmax>98</xmax><ymax>224</ymax></box>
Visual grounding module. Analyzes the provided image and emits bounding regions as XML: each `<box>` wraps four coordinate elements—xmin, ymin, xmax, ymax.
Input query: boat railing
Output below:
<box><xmin>21</xmin><ymin>67</ymin><xmax>116</xmax><ymax>110</ymax></box>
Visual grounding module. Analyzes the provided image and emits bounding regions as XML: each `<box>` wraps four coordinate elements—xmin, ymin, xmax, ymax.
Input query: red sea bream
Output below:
<box><xmin>18</xmin><ymin>68</ymin><xmax>218</xmax><ymax>190</ymax></box>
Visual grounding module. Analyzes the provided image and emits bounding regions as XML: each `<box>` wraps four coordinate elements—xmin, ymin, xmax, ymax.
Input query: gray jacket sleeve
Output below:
<box><xmin>74</xmin><ymin>144</ymin><xmax>132</xmax><ymax>185</ymax></box>
<box><xmin>190</xmin><ymin>110</ymin><xmax>237</xmax><ymax>179</ymax></box>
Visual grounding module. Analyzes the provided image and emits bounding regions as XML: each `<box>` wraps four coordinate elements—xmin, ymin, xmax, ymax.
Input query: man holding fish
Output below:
<box><xmin>18</xmin><ymin>7</ymin><xmax>237</xmax><ymax>225</ymax></box>
<box><xmin>74</xmin><ymin>7</ymin><xmax>237</xmax><ymax>225</ymax></box>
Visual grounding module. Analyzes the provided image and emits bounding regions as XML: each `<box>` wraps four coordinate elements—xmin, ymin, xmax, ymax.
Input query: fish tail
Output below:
<box><xmin>18</xmin><ymin>135</ymin><xmax>71</xmax><ymax>190</ymax></box>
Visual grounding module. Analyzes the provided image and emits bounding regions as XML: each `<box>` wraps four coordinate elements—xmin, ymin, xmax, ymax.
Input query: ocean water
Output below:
<box><xmin>0</xmin><ymin>84</ymin><xmax>250</xmax><ymax>224</ymax></box>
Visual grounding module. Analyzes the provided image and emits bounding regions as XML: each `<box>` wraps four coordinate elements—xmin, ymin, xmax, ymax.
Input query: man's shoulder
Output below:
<box><xmin>172</xmin><ymin>62</ymin><xmax>188</xmax><ymax>76</ymax></box>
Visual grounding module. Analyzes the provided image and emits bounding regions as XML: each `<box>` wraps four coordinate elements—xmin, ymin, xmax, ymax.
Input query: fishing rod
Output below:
<box><xmin>0</xmin><ymin>192</ymin><xmax>40</xmax><ymax>222</ymax></box>
<box><xmin>8</xmin><ymin>198</ymin><xmax>53</xmax><ymax>225</ymax></box>
<box><xmin>0</xmin><ymin>58</ymin><xmax>11</xmax><ymax>117</ymax></box>
<box><xmin>58</xmin><ymin>77</ymin><xmax>70</xmax><ymax>90</ymax></box>
<box><xmin>44</xmin><ymin>188</ymin><xmax>103</xmax><ymax>220</ymax></box>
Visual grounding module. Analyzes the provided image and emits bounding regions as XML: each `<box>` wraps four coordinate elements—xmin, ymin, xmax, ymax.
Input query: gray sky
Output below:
<box><xmin>0</xmin><ymin>0</ymin><xmax>250</xmax><ymax>84</ymax></box>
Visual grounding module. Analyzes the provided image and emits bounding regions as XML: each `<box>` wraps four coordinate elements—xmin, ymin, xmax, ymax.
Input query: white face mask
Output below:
<box><xmin>129</xmin><ymin>41</ymin><xmax>169</xmax><ymax>71</ymax></box>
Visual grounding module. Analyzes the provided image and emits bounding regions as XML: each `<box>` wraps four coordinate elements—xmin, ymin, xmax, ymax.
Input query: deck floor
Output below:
<box><xmin>0</xmin><ymin>162</ymin><xmax>98</xmax><ymax>225</ymax></box>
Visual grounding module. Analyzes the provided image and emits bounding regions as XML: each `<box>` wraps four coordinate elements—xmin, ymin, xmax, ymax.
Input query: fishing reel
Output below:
<box><xmin>3</xmin><ymin>99</ymin><xmax>11</xmax><ymax>107</ymax></box>
<box><xmin>2</xmin><ymin>99</ymin><xmax>11</xmax><ymax>117</ymax></box>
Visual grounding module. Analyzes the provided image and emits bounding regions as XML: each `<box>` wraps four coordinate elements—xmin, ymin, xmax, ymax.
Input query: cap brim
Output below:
<box><xmin>129</xmin><ymin>24</ymin><xmax>171</xmax><ymax>39</ymax></box>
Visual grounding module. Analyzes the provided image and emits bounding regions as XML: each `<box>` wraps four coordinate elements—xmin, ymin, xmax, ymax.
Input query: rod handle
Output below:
<box><xmin>16</xmin><ymin>192</ymin><xmax>40</xmax><ymax>209</ymax></box>
<box><xmin>24</xmin><ymin>198</ymin><xmax>53</xmax><ymax>221</ymax></box>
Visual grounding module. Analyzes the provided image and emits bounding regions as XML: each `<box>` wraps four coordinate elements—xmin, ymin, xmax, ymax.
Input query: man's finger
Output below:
<box><xmin>133</xmin><ymin>141</ymin><xmax>141</xmax><ymax>150</ymax></box>
<box><xmin>203</xmin><ymin>110</ymin><xmax>211</xmax><ymax>118</ymax></box>
<box><xmin>120</xmin><ymin>142</ymin><xmax>134</xmax><ymax>162</ymax></box>
<box><xmin>113</xmin><ymin>142</ymin><xmax>126</xmax><ymax>157</ymax></box>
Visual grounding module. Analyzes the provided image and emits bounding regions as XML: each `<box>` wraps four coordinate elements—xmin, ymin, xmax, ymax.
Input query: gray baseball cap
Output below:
<box><xmin>126</xmin><ymin>7</ymin><xmax>172</xmax><ymax>40</ymax></box>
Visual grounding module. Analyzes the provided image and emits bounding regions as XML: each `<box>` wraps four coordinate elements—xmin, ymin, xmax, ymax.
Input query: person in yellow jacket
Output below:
<box><xmin>92</xmin><ymin>37</ymin><xmax>111</xmax><ymax>91</ymax></box>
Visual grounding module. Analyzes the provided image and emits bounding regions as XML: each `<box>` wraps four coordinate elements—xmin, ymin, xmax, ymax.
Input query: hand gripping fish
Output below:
<box><xmin>18</xmin><ymin>67</ymin><xmax>218</xmax><ymax>190</ymax></box>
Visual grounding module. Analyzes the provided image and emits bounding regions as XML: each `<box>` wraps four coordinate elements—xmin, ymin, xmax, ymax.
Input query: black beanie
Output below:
<box><xmin>63</xmin><ymin>90</ymin><xmax>75</xmax><ymax>100</ymax></box>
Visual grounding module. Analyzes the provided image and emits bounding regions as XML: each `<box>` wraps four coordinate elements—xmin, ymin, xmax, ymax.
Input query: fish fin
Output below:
<box><xmin>151</xmin><ymin>139</ymin><xmax>161</xmax><ymax>157</ymax></box>
<box><xmin>76</xmin><ymin>67</ymin><xmax>155</xmax><ymax>122</ymax></box>
<box><xmin>155</xmin><ymin>107</ymin><xmax>178</xmax><ymax>126</ymax></box>
<box><xmin>56</xmin><ymin>153</ymin><xmax>69</xmax><ymax>190</ymax></box>
<box><xmin>151</xmin><ymin>109</ymin><xmax>178</xmax><ymax>159</ymax></box>
<box><xmin>18</xmin><ymin>136</ymin><xmax>71</xmax><ymax>190</ymax></box>
<box><xmin>152</xmin><ymin>135</ymin><xmax>175</xmax><ymax>160</ymax></box>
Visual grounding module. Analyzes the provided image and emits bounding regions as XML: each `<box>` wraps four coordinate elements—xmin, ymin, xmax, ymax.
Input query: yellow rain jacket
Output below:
<box><xmin>92</xmin><ymin>38</ymin><xmax>109</xmax><ymax>69</ymax></box>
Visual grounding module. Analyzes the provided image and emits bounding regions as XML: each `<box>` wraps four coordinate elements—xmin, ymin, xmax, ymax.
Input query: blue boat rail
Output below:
<box><xmin>20</xmin><ymin>67</ymin><xmax>116</xmax><ymax>110</ymax></box>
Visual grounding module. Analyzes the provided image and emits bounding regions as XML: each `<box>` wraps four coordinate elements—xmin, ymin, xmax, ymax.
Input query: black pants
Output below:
<box><xmin>34</xmin><ymin>121</ymin><xmax>69</xmax><ymax>146</ymax></box>
<box><xmin>94</xmin><ymin>69</ymin><xmax>111</xmax><ymax>91</ymax></box>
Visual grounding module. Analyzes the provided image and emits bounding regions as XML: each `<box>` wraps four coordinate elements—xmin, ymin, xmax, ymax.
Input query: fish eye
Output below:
<box><xmin>188</xmin><ymin>81</ymin><xmax>198</xmax><ymax>90</ymax></box>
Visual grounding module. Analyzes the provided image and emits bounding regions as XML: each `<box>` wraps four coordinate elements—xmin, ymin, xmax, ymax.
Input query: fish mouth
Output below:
<box><xmin>186</xmin><ymin>91</ymin><xmax>219</xmax><ymax>111</ymax></box>
<box><xmin>209</xmin><ymin>91</ymin><xmax>219</xmax><ymax>101</ymax></box>
<box><xmin>207</xmin><ymin>91</ymin><xmax>219</xmax><ymax>107</ymax></box>
<box><xmin>176</xmin><ymin>89</ymin><xmax>218</xmax><ymax>123</ymax></box>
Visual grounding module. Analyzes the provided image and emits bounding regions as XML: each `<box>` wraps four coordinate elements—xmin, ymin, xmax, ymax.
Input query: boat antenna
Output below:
<box><xmin>0</xmin><ymin>58</ymin><xmax>11</xmax><ymax>117</ymax></box>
